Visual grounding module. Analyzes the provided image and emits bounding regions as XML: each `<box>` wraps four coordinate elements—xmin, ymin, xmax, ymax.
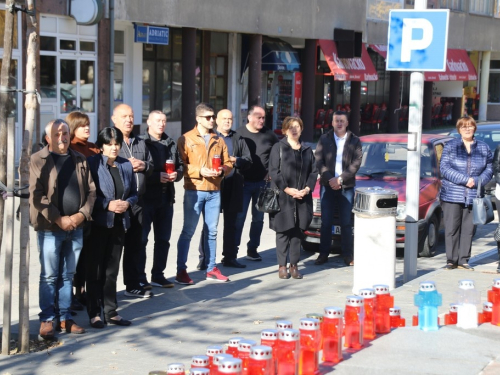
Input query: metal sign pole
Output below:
<box><xmin>403</xmin><ymin>0</ymin><xmax>427</xmax><ymax>283</ymax></box>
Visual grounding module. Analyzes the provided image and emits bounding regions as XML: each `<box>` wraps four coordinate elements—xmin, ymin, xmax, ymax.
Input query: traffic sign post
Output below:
<box><xmin>386</xmin><ymin>1</ymin><xmax>449</xmax><ymax>282</ymax></box>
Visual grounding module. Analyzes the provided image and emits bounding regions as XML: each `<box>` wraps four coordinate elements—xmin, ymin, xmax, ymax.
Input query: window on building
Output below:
<box><xmin>488</xmin><ymin>72</ymin><xmax>500</xmax><ymax>103</ymax></box>
<box><xmin>142</xmin><ymin>28</ymin><xmax>202</xmax><ymax>122</ymax></box>
<box><xmin>440</xmin><ymin>0</ymin><xmax>465</xmax><ymax>11</ymax></box>
<box><xmin>114</xmin><ymin>30</ymin><xmax>125</xmax><ymax>54</ymax></box>
<box><xmin>495</xmin><ymin>0</ymin><xmax>500</xmax><ymax>17</ymax></box>
<box><xmin>114</xmin><ymin>62</ymin><xmax>124</xmax><ymax>108</ymax></box>
<box><xmin>0</xmin><ymin>8</ymin><xmax>18</xmax><ymax>49</ymax></box>
<box><xmin>470</xmin><ymin>0</ymin><xmax>494</xmax><ymax>15</ymax></box>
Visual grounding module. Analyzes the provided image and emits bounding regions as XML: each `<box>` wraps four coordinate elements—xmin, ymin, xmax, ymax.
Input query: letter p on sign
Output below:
<box><xmin>401</xmin><ymin>19</ymin><xmax>433</xmax><ymax>62</ymax></box>
<box><xmin>386</xmin><ymin>10</ymin><xmax>449</xmax><ymax>72</ymax></box>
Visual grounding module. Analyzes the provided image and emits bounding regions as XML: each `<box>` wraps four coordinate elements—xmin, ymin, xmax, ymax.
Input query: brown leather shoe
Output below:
<box><xmin>290</xmin><ymin>264</ymin><xmax>303</xmax><ymax>279</ymax></box>
<box><xmin>61</xmin><ymin>319</ymin><xmax>86</xmax><ymax>334</ymax></box>
<box><xmin>315</xmin><ymin>254</ymin><xmax>328</xmax><ymax>265</ymax></box>
<box><xmin>278</xmin><ymin>266</ymin><xmax>290</xmax><ymax>279</ymax></box>
<box><xmin>39</xmin><ymin>321</ymin><xmax>55</xmax><ymax>339</ymax></box>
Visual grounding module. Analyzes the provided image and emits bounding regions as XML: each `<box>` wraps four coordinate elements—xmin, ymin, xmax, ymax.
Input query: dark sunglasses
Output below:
<box><xmin>198</xmin><ymin>115</ymin><xmax>216</xmax><ymax>121</ymax></box>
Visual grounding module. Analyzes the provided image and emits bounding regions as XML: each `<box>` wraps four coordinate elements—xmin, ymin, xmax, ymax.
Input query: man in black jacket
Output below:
<box><xmin>198</xmin><ymin>109</ymin><xmax>252</xmax><ymax>269</ymax></box>
<box><xmin>140</xmin><ymin>110</ymin><xmax>183</xmax><ymax>287</ymax></box>
<box><xmin>315</xmin><ymin>111</ymin><xmax>362</xmax><ymax>266</ymax></box>
<box><xmin>112</xmin><ymin>104</ymin><xmax>154</xmax><ymax>298</ymax></box>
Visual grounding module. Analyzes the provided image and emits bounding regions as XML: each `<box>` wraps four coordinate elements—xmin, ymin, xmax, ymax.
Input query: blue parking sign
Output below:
<box><xmin>386</xmin><ymin>10</ymin><xmax>449</xmax><ymax>71</ymax></box>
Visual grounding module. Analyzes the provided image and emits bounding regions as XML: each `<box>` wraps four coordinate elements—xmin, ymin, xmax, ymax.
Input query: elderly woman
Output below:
<box><xmin>86</xmin><ymin>127</ymin><xmax>137</xmax><ymax>327</ymax></box>
<box><xmin>66</xmin><ymin>111</ymin><xmax>100</xmax><ymax>308</ymax></box>
<box><xmin>440</xmin><ymin>116</ymin><xmax>492</xmax><ymax>270</ymax></box>
<box><xmin>268</xmin><ymin>116</ymin><xmax>318</xmax><ymax>279</ymax></box>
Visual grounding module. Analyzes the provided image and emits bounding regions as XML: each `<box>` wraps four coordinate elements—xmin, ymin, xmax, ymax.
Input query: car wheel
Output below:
<box><xmin>301</xmin><ymin>240</ymin><xmax>319</xmax><ymax>253</ymax></box>
<box><xmin>418</xmin><ymin>214</ymin><xmax>439</xmax><ymax>257</ymax></box>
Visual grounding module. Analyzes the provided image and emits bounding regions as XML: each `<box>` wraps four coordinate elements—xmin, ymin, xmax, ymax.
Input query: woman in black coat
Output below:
<box><xmin>269</xmin><ymin>116</ymin><xmax>318</xmax><ymax>279</ymax></box>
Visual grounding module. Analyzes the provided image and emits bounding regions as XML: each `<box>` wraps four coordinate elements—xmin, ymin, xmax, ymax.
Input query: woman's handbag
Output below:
<box><xmin>255</xmin><ymin>181</ymin><xmax>281</xmax><ymax>214</ymax></box>
<box><xmin>472</xmin><ymin>179</ymin><xmax>494</xmax><ymax>225</ymax></box>
<box><xmin>255</xmin><ymin>145</ymin><xmax>282</xmax><ymax>214</ymax></box>
<box><xmin>494</xmin><ymin>224</ymin><xmax>500</xmax><ymax>242</ymax></box>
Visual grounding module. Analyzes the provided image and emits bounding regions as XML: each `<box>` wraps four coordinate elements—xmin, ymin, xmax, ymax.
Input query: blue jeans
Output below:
<box><xmin>142</xmin><ymin>195</ymin><xmax>174</xmax><ymax>280</ymax></box>
<box><xmin>319</xmin><ymin>186</ymin><xmax>354</xmax><ymax>260</ymax></box>
<box><xmin>234</xmin><ymin>180</ymin><xmax>266</xmax><ymax>253</ymax></box>
<box><xmin>37</xmin><ymin>228</ymin><xmax>83</xmax><ymax>322</ymax></box>
<box><xmin>177</xmin><ymin>190</ymin><xmax>221</xmax><ymax>273</ymax></box>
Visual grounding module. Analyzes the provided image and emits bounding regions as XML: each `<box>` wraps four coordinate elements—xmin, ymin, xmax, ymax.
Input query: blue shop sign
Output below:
<box><xmin>134</xmin><ymin>25</ymin><xmax>169</xmax><ymax>45</ymax></box>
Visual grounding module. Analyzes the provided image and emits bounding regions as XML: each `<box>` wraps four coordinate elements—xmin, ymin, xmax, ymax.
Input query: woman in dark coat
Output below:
<box><xmin>269</xmin><ymin>116</ymin><xmax>318</xmax><ymax>279</ymax></box>
<box><xmin>440</xmin><ymin>116</ymin><xmax>492</xmax><ymax>270</ymax></box>
<box><xmin>86</xmin><ymin>127</ymin><xmax>138</xmax><ymax>327</ymax></box>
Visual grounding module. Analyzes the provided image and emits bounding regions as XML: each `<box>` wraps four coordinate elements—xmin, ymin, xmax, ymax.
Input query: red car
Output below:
<box><xmin>303</xmin><ymin>133</ymin><xmax>453</xmax><ymax>257</ymax></box>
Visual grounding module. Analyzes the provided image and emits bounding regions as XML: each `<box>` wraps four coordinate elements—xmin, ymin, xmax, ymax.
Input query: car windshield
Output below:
<box><xmin>358</xmin><ymin>142</ymin><xmax>433</xmax><ymax>177</ymax></box>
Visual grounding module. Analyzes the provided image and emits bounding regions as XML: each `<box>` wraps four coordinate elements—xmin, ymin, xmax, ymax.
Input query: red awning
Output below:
<box><xmin>318</xmin><ymin>40</ymin><xmax>378</xmax><ymax>81</ymax></box>
<box><xmin>368</xmin><ymin>45</ymin><xmax>477</xmax><ymax>82</ymax></box>
<box><xmin>424</xmin><ymin>49</ymin><xmax>477</xmax><ymax>81</ymax></box>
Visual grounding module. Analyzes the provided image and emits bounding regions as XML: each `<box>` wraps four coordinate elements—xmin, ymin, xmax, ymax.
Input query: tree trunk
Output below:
<box><xmin>0</xmin><ymin>0</ymin><xmax>16</xmax><ymax>356</ymax></box>
<box><xmin>18</xmin><ymin>0</ymin><xmax>38</xmax><ymax>353</ymax></box>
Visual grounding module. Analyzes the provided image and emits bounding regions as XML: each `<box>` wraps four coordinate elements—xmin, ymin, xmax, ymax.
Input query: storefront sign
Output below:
<box><xmin>134</xmin><ymin>25</ymin><xmax>169</xmax><ymax>45</ymax></box>
<box><xmin>432</xmin><ymin>81</ymin><xmax>462</xmax><ymax>98</ymax></box>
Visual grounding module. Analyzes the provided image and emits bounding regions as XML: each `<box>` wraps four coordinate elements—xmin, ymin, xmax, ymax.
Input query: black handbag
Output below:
<box><xmin>255</xmin><ymin>145</ymin><xmax>281</xmax><ymax>214</ymax></box>
<box><xmin>472</xmin><ymin>179</ymin><xmax>494</xmax><ymax>225</ymax></box>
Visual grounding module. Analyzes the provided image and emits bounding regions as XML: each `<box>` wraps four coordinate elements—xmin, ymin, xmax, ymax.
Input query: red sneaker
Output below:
<box><xmin>206</xmin><ymin>267</ymin><xmax>229</xmax><ymax>282</ymax></box>
<box><xmin>175</xmin><ymin>269</ymin><xmax>194</xmax><ymax>285</ymax></box>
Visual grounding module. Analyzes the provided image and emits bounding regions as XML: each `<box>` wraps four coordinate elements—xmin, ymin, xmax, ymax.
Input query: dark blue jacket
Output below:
<box><xmin>87</xmin><ymin>154</ymin><xmax>138</xmax><ymax>229</ymax></box>
<box><xmin>440</xmin><ymin>137</ymin><xmax>493</xmax><ymax>205</ymax></box>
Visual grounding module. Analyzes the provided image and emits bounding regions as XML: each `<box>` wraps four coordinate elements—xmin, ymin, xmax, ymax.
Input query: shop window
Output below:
<box><xmin>440</xmin><ymin>0</ymin><xmax>465</xmax><ymax>11</ymax></box>
<box><xmin>80</xmin><ymin>41</ymin><xmax>95</xmax><ymax>52</ymax></box>
<box><xmin>491</xmin><ymin>61</ymin><xmax>500</xmax><ymax>69</ymax></box>
<box><xmin>60</xmin><ymin>39</ymin><xmax>76</xmax><ymax>51</ymax></box>
<box><xmin>80</xmin><ymin>60</ymin><xmax>95</xmax><ymax>112</ymax></box>
<box><xmin>114</xmin><ymin>30</ymin><xmax>125</xmax><ymax>54</ymax></box>
<box><xmin>209</xmin><ymin>56</ymin><xmax>227</xmax><ymax>113</ymax></box>
<box><xmin>114</xmin><ymin>62</ymin><xmax>124</xmax><ymax>108</ymax></box>
<box><xmin>0</xmin><ymin>8</ymin><xmax>18</xmax><ymax>49</ymax></box>
<box><xmin>470</xmin><ymin>0</ymin><xmax>494</xmax><ymax>15</ymax></box>
<box><xmin>366</xmin><ymin>0</ymin><xmax>403</xmax><ymax>20</ymax></box>
<box><xmin>488</xmin><ymin>72</ymin><xmax>500</xmax><ymax>103</ymax></box>
<box><xmin>141</xmin><ymin>29</ymin><xmax>202</xmax><ymax>122</ymax></box>
<box><xmin>60</xmin><ymin>59</ymin><xmax>77</xmax><ymax>113</ymax></box>
<box><xmin>40</xmin><ymin>36</ymin><xmax>56</xmax><ymax>51</ymax></box>
<box><xmin>40</xmin><ymin>55</ymin><xmax>56</xmax><ymax>87</ymax></box>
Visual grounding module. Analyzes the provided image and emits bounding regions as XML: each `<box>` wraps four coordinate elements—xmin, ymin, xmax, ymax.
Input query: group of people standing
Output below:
<box><xmin>30</xmin><ymin>101</ymin><xmax>362</xmax><ymax>340</ymax></box>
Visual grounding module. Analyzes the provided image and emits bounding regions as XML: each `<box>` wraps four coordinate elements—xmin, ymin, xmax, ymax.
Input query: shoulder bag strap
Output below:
<box><xmin>477</xmin><ymin>178</ymin><xmax>482</xmax><ymax>198</ymax></box>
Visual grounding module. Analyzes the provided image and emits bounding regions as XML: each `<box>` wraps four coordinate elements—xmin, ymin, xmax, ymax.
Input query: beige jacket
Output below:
<box><xmin>178</xmin><ymin>126</ymin><xmax>232</xmax><ymax>191</ymax></box>
<box><xmin>29</xmin><ymin>146</ymin><xmax>96</xmax><ymax>231</ymax></box>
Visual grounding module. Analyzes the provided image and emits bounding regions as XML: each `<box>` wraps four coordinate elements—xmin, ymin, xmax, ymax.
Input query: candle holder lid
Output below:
<box><xmin>483</xmin><ymin>301</ymin><xmax>493</xmax><ymax>312</ymax></box>
<box><xmin>275</xmin><ymin>320</ymin><xmax>293</xmax><ymax>330</ymax></box>
<box><xmin>214</xmin><ymin>354</ymin><xmax>233</xmax><ymax>366</ymax></box>
<box><xmin>190</xmin><ymin>369</ymin><xmax>210</xmax><ymax>375</ymax></box>
<box><xmin>358</xmin><ymin>288</ymin><xmax>376</xmax><ymax>299</ymax></box>
<box><xmin>191</xmin><ymin>355</ymin><xmax>209</xmax><ymax>367</ymax></box>
<box><xmin>206</xmin><ymin>345</ymin><xmax>224</xmax><ymax>356</ymax></box>
<box><xmin>306</xmin><ymin>313</ymin><xmax>324</xmax><ymax>322</ymax></box>
<box><xmin>228</xmin><ymin>337</ymin><xmax>244</xmax><ymax>348</ymax></box>
<box><xmin>278</xmin><ymin>328</ymin><xmax>300</xmax><ymax>342</ymax></box>
<box><xmin>218</xmin><ymin>358</ymin><xmax>242</xmax><ymax>374</ymax></box>
<box><xmin>449</xmin><ymin>304</ymin><xmax>459</xmax><ymax>313</ymax></box>
<box><xmin>167</xmin><ymin>363</ymin><xmax>185</xmax><ymax>373</ymax></box>
<box><xmin>419</xmin><ymin>281</ymin><xmax>436</xmax><ymax>292</ymax></box>
<box><xmin>458</xmin><ymin>279</ymin><xmax>475</xmax><ymax>290</ymax></box>
<box><xmin>346</xmin><ymin>295</ymin><xmax>364</xmax><ymax>306</ymax></box>
<box><xmin>389</xmin><ymin>306</ymin><xmax>401</xmax><ymax>316</ymax></box>
<box><xmin>373</xmin><ymin>284</ymin><xmax>390</xmax><ymax>295</ymax></box>
<box><xmin>238</xmin><ymin>339</ymin><xmax>257</xmax><ymax>352</ymax></box>
<box><xmin>250</xmin><ymin>345</ymin><xmax>273</xmax><ymax>360</ymax></box>
<box><xmin>324</xmin><ymin>306</ymin><xmax>344</xmax><ymax>318</ymax></box>
<box><xmin>260</xmin><ymin>329</ymin><xmax>278</xmax><ymax>340</ymax></box>
<box><xmin>299</xmin><ymin>318</ymin><xmax>320</xmax><ymax>331</ymax></box>
<box><xmin>493</xmin><ymin>278</ymin><xmax>500</xmax><ymax>288</ymax></box>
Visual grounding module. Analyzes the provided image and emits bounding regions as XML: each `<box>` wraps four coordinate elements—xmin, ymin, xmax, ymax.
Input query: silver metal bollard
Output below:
<box><xmin>352</xmin><ymin>187</ymin><xmax>398</xmax><ymax>294</ymax></box>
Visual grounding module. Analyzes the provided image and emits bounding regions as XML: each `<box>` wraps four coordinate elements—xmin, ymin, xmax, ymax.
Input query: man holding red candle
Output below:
<box><xmin>140</xmin><ymin>110</ymin><xmax>183</xmax><ymax>289</ymax></box>
<box><xmin>176</xmin><ymin>103</ymin><xmax>233</xmax><ymax>284</ymax></box>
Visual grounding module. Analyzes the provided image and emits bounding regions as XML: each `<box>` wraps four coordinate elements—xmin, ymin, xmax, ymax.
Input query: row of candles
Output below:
<box><xmin>151</xmin><ymin>278</ymin><xmax>500</xmax><ymax>375</ymax></box>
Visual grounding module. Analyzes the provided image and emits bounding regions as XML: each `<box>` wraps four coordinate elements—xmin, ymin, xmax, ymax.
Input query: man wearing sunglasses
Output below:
<box><xmin>176</xmin><ymin>103</ymin><xmax>233</xmax><ymax>284</ymax></box>
<box><xmin>315</xmin><ymin>111</ymin><xmax>362</xmax><ymax>267</ymax></box>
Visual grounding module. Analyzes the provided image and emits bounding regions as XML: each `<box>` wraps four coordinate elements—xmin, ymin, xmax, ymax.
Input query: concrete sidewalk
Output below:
<box><xmin>1</xmin><ymin>195</ymin><xmax>500</xmax><ymax>374</ymax></box>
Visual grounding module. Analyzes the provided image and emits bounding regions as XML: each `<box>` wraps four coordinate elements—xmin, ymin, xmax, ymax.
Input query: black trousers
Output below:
<box><xmin>86</xmin><ymin>219</ymin><xmax>125</xmax><ymax>320</ymax></box>
<box><xmin>122</xmin><ymin>205</ymin><xmax>144</xmax><ymax>288</ymax></box>
<box><xmin>276</xmin><ymin>226</ymin><xmax>303</xmax><ymax>267</ymax></box>
<box><xmin>73</xmin><ymin>222</ymin><xmax>91</xmax><ymax>293</ymax></box>
<box><xmin>441</xmin><ymin>201</ymin><xmax>474</xmax><ymax>265</ymax></box>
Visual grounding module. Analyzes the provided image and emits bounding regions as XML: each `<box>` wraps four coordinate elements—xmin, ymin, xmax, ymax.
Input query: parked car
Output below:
<box><xmin>40</xmin><ymin>86</ymin><xmax>77</xmax><ymax>113</ymax></box>
<box><xmin>448</xmin><ymin>122</ymin><xmax>500</xmax><ymax>200</ymax></box>
<box><xmin>303</xmin><ymin>133</ymin><xmax>453</xmax><ymax>257</ymax></box>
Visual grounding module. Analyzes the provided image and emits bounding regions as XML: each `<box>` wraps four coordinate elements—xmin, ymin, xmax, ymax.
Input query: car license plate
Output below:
<box><xmin>332</xmin><ymin>225</ymin><xmax>341</xmax><ymax>235</ymax></box>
